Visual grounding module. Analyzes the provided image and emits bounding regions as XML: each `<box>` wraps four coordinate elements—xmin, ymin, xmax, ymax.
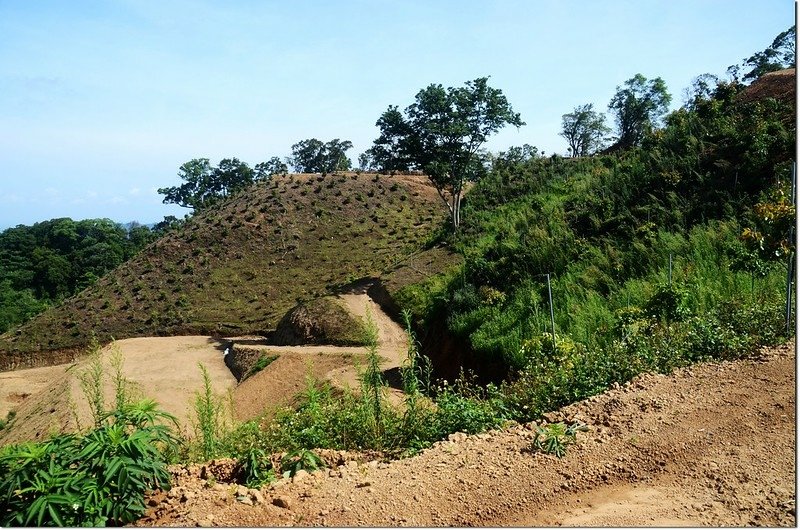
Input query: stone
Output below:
<box><xmin>292</xmin><ymin>470</ymin><xmax>310</xmax><ymax>484</ymax></box>
<box><xmin>250</xmin><ymin>489</ymin><xmax>265</xmax><ymax>504</ymax></box>
<box><xmin>273</xmin><ymin>496</ymin><xmax>292</xmax><ymax>509</ymax></box>
<box><xmin>448</xmin><ymin>432</ymin><xmax>468</xmax><ymax>443</ymax></box>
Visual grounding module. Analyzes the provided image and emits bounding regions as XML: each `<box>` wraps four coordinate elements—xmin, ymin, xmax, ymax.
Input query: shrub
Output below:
<box><xmin>0</xmin><ymin>400</ymin><xmax>177</xmax><ymax>527</ymax></box>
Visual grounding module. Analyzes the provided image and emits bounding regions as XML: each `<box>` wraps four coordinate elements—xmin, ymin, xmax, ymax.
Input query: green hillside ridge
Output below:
<box><xmin>0</xmin><ymin>172</ymin><xmax>450</xmax><ymax>370</ymax></box>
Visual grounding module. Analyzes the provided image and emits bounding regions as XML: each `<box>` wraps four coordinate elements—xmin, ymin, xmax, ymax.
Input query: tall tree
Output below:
<box><xmin>158</xmin><ymin>158</ymin><xmax>254</xmax><ymax>211</ymax></box>
<box><xmin>371</xmin><ymin>77</ymin><xmax>524</xmax><ymax>229</ymax></box>
<box><xmin>608</xmin><ymin>74</ymin><xmax>671</xmax><ymax>149</ymax></box>
<box><xmin>255</xmin><ymin>156</ymin><xmax>288</xmax><ymax>179</ymax></box>
<box><xmin>741</xmin><ymin>25</ymin><xmax>796</xmax><ymax>82</ymax></box>
<box><xmin>559</xmin><ymin>104</ymin><xmax>610</xmax><ymax>157</ymax></box>
<box><xmin>289</xmin><ymin>138</ymin><xmax>353</xmax><ymax>173</ymax></box>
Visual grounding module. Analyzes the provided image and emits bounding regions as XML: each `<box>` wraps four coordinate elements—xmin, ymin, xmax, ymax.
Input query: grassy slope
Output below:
<box><xmin>0</xmin><ymin>173</ymin><xmax>447</xmax><ymax>370</ymax></box>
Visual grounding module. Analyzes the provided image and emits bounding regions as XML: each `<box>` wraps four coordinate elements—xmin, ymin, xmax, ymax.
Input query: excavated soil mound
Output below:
<box><xmin>271</xmin><ymin>296</ymin><xmax>366</xmax><ymax>347</ymax></box>
<box><xmin>135</xmin><ymin>341</ymin><xmax>795</xmax><ymax>527</ymax></box>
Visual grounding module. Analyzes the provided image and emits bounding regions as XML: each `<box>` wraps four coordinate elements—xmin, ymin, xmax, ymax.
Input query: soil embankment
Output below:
<box><xmin>136</xmin><ymin>341</ymin><xmax>795</xmax><ymax>527</ymax></box>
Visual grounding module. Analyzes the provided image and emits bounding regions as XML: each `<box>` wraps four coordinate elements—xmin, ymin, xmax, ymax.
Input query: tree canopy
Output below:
<box><xmin>157</xmin><ymin>157</ymin><xmax>256</xmax><ymax>211</ymax></box>
<box><xmin>740</xmin><ymin>25</ymin><xmax>796</xmax><ymax>81</ymax></box>
<box><xmin>559</xmin><ymin>104</ymin><xmax>610</xmax><ymax>157</ymax></box>
<box><xmin>288</xmin><ymin>138</ymin><xmax>353</xmax><ymax>173</ymax></box>
<box><xmin>0</xmin><ymin>218</ymin><xmax>157</xmax><ymax>332</ymax></box>
<box><xmin>370</xmin><ymin>77</ymin><xmax>524</xmax><ymax>229</ymax></box>
<box><xmin>608</xmin><ymin>74</ymin><xmax>671</xmax><ymax>149</ymax></box>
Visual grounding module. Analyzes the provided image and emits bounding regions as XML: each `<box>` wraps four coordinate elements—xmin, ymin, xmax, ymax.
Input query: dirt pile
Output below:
<box><xmin>135</xmin><ymin>341</ymin><xmax>795</xmax><ymax>527</ymax></box>
<box><xmin>271</xmin><ymin>296</ymin><xmax>366</xmax><ymax>347</ymax></box>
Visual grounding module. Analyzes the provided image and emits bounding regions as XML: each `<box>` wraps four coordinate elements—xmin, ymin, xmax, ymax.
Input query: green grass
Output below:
<box><xmin>244</xmin><ymin>354</ymin><xmax>279</xmax><ymax>380</ymax></box>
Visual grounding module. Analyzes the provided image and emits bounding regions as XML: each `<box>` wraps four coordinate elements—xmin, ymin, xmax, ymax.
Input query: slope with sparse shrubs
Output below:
<box><xmin>0</xmin><ymin>173</ymin><xmax>446</xmax><ymax>371</ymax></box>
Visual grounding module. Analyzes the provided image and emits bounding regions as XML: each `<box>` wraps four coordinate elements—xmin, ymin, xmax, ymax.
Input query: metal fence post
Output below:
<box><xmin>546</xmin><ymin>273</ymin><xmax>557</xmax><ymax>354</ymax></box>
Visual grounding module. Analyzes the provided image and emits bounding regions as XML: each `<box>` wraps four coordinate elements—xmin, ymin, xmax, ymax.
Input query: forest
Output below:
<box><xmin>0</xmin><ymin>219</ymin><xmax>160</xmax><ymax>333</ymax></box>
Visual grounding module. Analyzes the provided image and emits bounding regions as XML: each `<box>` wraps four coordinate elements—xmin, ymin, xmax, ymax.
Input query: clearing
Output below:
<box><xmin>0</xmin><ymin>286</ymin><xmax>407</xmax><ymax>444</ymax></box>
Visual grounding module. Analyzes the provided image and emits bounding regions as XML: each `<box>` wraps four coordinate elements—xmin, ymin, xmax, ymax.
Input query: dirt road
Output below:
<box><xmin>137</xmin><ymin>341</ymin><xmax>796</xmax><ymax>527</ymax></box>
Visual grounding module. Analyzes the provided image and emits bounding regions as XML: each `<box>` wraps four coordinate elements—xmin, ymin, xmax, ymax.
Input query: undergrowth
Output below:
<box><xmin>0</xmin><ymin>344</ymin><xmax>178</xmax><ymax>527</ymax></box>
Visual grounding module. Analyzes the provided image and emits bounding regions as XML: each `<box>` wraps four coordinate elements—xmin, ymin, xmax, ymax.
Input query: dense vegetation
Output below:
<box><xmin>0</xmin><ymin>219</ymin><xmax>158</xmax><ymax>334</ymax></box>
<box><xmin>397</xmin><ymin>68</ymin><xmax>794</xmax><ymax>420</ymax></box>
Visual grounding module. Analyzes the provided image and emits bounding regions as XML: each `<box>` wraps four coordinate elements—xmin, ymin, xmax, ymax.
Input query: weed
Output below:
<box><xmin>280</xmin><ymin>449</ymin><xmax>324</xmax><ymax>478</ymax></box>
<box><xmin>78</xmin><ymin>336</ymin><xmax>106</xmax><ymax>427</ymax></box>
<box><xmin>238</xmin><ymin>447</ymin><xmax>276</xmax><ymax>487</ymax></box>
<box><xmin>531</xmin><ymin>422</ymin><xmax>588</xmax><ymax>458</ymax></box>
<box><xmin>192</xmin><ymin>363</ymin><xmax>229</xmax><ymax>461</ymax></box>
<box><xmin>360</xmin><ymin>309</ymin><xmax>384</xmax><ymax>444</ymax></box>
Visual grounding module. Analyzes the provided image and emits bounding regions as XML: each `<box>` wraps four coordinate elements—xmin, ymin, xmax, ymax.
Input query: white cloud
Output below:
<box><xmin>129</xmin><ymin>187</ymin><xmax>141</xmax><ymax>196</ymax></box>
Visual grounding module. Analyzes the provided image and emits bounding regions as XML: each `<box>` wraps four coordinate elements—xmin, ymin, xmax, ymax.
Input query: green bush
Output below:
<box><xmin>0</xmin><ymin>400</ymin><xmax>176</xmax><ymax>527</ymax></box>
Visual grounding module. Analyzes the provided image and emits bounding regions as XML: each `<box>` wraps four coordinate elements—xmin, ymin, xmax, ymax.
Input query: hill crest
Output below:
<box><xmin>0</xmin><ymin>172</ymin><xmax>453</xmax><ymax>370</ymax></box>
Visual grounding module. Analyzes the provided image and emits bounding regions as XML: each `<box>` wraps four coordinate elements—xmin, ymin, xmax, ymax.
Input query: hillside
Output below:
<box><xmin>0</xmin><ymin>173</ymin><xmax>455</xmax><ymax>371</ymax></box>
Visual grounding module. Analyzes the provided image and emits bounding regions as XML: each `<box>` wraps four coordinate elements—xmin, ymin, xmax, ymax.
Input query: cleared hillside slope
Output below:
<box><xmin>0</xmin><ymin>173</ymin><xmax>455</xmax><ymax>370</ymax></box>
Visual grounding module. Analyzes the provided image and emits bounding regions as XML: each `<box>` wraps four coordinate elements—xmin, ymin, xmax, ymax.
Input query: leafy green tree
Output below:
<box><xmin>0</xmin><ymin>281</ymin><xmax>47</xmax><ymax>333</ymax></box>
<box><xmin>289</xmin><ymin>138</ymin><xmax>353</xmax><ymax>173</ymax></box>
<box><xmin>153</xmin><ymin>215</ymin><xmax>183</xmax><ymax>235</ymax></box>
<box><xmin>740</xmin><ymin>25</ymin><xmax>796</xmax><ymax>82</ymax></box>
<box><xmin>255</xmin><ymin>156</ymin><xmax>288</xmax><ymax>179</ymax></box>
<box><xmin>559</xmin><ymin>104</ymin><xmax>610</xmax><ymax>157</ymax></box>
<box><xmin>371</xmin><ymin>77</ymin><xmax>524</xmax><ymax>229</ymax></box>
<box><xmin>212</xmin><ymin>157</ymin><xmax>254</xmax><ymax>197</ymax></box>
<box><xmin>357</xmin><ymin>150</ymin><xmax>378</xmax><ymax>172</ymax></box>
<box><xmin>158</xmin><ymin>158</ymin><xmax>254</xmax><ymax>211</ymax></box>
<box><xmin>608</xmin><ymin>74</ymin><xmax>671</xmax><ymax>149</ymax></box>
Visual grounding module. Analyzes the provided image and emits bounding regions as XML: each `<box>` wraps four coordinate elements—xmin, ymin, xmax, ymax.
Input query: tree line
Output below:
<box><xmin>159</xmin><ymin>25</ymin><xmax>794</xmax><ymax>231</ymax></box>
<box><xmin>0</xmin><ymin>219</ymin><xmax>161</xmax><ymax>333</ymax></box>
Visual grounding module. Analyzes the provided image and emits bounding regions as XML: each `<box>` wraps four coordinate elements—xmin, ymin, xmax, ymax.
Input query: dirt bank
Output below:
<box><xmin>136</xmin><ymin>341</ymin><xmax>796</xmax><ymax>527</ymax></box>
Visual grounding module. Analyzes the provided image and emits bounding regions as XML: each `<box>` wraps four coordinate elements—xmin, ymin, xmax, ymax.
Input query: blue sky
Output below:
<box><xmin>0</xmin><ymin>0</ymin><xmax>794</xmax><ymax>228</ymax></box>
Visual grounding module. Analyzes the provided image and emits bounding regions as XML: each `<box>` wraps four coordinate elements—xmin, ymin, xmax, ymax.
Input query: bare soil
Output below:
<box><xmin>0</xmin><ymin>336</ymin><xmax>236</xmax><ymax>444</ymax></box>
<box><xmin>135</xmin><ymin>341</ymin><xmax>796</xmax><ymax>527</ymax></box>
<box><xmin>0</xmin><ymin>290</ymin><xmax>408</xmax><ymax>442</ymax></box>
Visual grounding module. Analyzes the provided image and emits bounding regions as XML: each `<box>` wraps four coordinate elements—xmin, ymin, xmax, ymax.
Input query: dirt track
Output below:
<box><xmin>136</xmin><ymin>341</ymin><xmax>796</xmax><ymax>527</ymax></box>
